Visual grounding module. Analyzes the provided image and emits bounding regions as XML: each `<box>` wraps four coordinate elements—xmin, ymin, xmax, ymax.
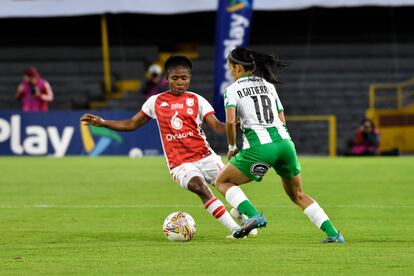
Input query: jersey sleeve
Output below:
<box><xmin>140</xmin><ymin>95</ymin><xmax>157</xmax><ymax>118</ymax></box>
<box><xmin>224</xmin><ymin>87</ymin><xmax>237</xmax><ymax>109</ymax></box>
<box><xmin>274</xmin><ymin>88</ymin><xmax>284</xmax><ymax>113</ymax></box>
<box><xmin>197</xmin><ymin>94</ymin><xmax>215</xmax><ymax>119</ymax></box>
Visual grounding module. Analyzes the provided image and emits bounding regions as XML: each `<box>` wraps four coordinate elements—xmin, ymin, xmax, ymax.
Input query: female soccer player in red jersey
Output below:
<box><xmin>81</xmin><ymin>56</ymin><xmax>241</xmax><ymax>238</ymax></box>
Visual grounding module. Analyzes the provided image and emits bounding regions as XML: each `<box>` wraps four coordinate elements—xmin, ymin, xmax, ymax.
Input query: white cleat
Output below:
<box><xmin>229</xmin><ymin>208</ymin><xmax>258</xmax><ymax>237</ymax></box>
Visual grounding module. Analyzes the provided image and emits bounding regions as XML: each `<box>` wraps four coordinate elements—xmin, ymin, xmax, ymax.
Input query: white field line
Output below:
<box><xmin>0</xmin><ymin>204</ymin><xmax>413</xmax><ymax>209</ymax></box>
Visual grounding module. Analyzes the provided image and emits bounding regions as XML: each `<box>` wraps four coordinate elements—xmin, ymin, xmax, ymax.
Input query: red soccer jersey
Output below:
<box><xmin>141</xmin><ymin>91</ymin><xmax>216</xmax><ymax>170</ymax></box>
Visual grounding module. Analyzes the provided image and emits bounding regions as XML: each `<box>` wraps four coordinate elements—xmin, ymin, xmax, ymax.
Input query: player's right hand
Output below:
<box><xmin>80</xmin><ymin>114</ymin><xmax>105</xmax><ymax>127</ymax></box>
<box><xmin>227</xmin><ymin>149</ymin><xmax>238</xmax><ymax>161</ymax></box>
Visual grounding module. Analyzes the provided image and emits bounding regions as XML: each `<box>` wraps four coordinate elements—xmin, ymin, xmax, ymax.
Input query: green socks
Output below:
<box><xmin>321</xmin><ymin>220</ymin><xmax>338</xmax><ymax>237</ymax></box>
<box><xmin>237</xmin><ymin>200</ymin><xmax>260</xmax><ymax>218</ymax></box>
<box><xmin>304</xmin><ymin>202</ymin><xmax>339</xmax><ymax>238</ymax></box>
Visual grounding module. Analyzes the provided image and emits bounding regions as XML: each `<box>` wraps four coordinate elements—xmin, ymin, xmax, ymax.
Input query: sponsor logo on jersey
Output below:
<box><xmin>165</xmin><ymin>131</ymin><xmax>194</xmax><ymax>141</ymax></box>
<box><xmin>160</xmin><ymin>101</ymin><xmax>169</xmax><ymax>107</ymax></box>
<box><xmin>250</xmin><ymin>162</ymin><xmax>270</xmax><ymax>178</ymax></box>
<box><xmin>171</xmin><ymin>111</ymin><xmax>183</xmax><ymax>130</ymax></box>
<box><xmin>171</xmin><ymin>103</ymin><xmax>184</xmax><ymax>110</ymax></box>
<box><xmin>186</xmin><ymin>98</ymin><xmax>194</xmax><ymax>107</ymax></box>
<box><xmin>236</xmin><ymin>76</ymin><xmax>260</xmax><ymax>84</ymax></box>
<box><xmin>187</xmin><ymin>108</ymin><xmax>193</xmax><ymax>115</ymax></box>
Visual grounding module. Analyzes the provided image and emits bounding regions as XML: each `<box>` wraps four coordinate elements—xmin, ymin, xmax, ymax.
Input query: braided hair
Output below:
<box><xmin>164</xmin><ymin>55</ymin><xmax>193</xmax><ymax>75</ymax></box>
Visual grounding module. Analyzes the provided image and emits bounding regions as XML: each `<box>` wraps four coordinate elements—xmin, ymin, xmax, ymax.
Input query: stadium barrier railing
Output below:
<box><xmin>286</xmin><ymin>115</ymin><xmax>337</xmax><ymax>157</ymax></box>
<box><xmin>369</xmin><ymin>78</ymin><xmax>414</xmax><ymax>109</ymax></box>
<box><xmin>367</xmin><ymin>77</ymin><xmax>414</xmax><ymax>153</ymax></box>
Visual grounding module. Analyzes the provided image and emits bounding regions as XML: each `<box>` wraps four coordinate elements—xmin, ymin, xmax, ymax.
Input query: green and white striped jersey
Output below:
<box><xmin>224</xmin><ymin>75</ymin><xmax>291</xmax><ymax>149</ymax></box>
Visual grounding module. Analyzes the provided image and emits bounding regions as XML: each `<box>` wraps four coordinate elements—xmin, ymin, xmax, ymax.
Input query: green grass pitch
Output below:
<box><xmin>0</xmin><ymin>157</ymin><xmax>413</xmax><ymax>275</ymax></box>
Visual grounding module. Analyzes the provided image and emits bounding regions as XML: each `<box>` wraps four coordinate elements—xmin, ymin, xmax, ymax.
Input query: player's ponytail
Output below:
<box><xmin>229</xmin><ymin>47</ymin><xmax>288</xmax><ymax>84</ymax></box>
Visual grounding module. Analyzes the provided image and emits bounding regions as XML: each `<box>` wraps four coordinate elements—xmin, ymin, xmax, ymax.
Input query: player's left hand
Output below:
<box><xmin>227</xmin><ymin>149</ymin><xmax>238</xmax><ymax>161</ymax></box>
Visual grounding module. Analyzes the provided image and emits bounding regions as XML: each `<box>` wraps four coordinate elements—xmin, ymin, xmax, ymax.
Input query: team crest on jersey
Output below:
<box><xmin>250</xmin><ymin>162</ymin><xmax>270</xmax><ymax>178</ymax></box>
<box><xmin>171</xmin><ymin>111</ymin><xmax>183</xmax><ymax>130</ymax></box>
<box><xmin>187</xmin><ymin>108</ymin><xmax>193</xmax><ymax>115</ymax></box>
<box><xmin>186</xmin><ymin>98</ymin><xmax>194</xmax><ymax>107</ymax></box>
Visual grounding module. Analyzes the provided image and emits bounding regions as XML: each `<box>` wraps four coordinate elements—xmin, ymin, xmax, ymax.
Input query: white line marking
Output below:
<box><xmin>0</xmin><ymin>204</ymin><xmax>412</xmax><ymax>209</ymax></box>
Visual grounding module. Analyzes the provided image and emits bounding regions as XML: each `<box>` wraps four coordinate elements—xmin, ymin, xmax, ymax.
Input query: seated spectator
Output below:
<box><xmin>142</xmin><ymin>64</ymin><xmax>168</xmax><ymax>99</ymax></box>
<box><xmin>16</xmin><ymin>67</ymin><xmax>54</xmax><ymax>112</ymax></box>
<box><xmin>350</xmin><ymin>118</ymin><xmax>380</xmax><ymax>156</ymax></box>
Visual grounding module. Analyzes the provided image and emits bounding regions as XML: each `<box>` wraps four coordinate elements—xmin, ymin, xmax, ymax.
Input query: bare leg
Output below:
<box><xmin>282</xmin><ymin>174</ymin><xmax>342</xmax><ymax>240</ymax></box>
<box><xmin>187</xmin><ymin>176</ymin><xmax>214</xmax><ymax>204</ymax></box>
<box><xmin>281</xmin><ymin>174</ymin><xmax>314</xmax><ymax>210</ymax></box>
<box><xmin>216</xmin><ymin>163</ymin><xmax>265</xmax><ymax>239</ymax></box>
<box><xmin>215</xmin><ymin>163</ymin><xmax>251</xmax><ymax>196</ymax></box>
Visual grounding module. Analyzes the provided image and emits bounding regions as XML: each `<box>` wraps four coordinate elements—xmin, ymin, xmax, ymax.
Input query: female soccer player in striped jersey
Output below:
<box><xmin>215</xmin><ymin>47</ymin><xmax>345</xmax><ymax>243</ymax></box>
<box><xmin>81</xmin><ymin>56</ymin><xmax>241</xmax><ymax>238</ymax></box>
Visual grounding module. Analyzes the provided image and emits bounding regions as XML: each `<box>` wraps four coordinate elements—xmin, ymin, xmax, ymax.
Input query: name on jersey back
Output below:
<box><xmin>236</xmin><ymin>85</ymin><xmax>269</xmax><ymax>99</ymax></box>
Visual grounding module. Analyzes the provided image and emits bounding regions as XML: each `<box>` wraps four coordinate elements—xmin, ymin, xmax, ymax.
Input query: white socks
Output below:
<box><xmin>204</xmin><ymin>197</ymin><xmax>239</xmax><ymax>232</ymax></box>
<box><xmin>303</xmin><ymin>202</ymin><xmax>329</xmax><ymax>228</ymax></box>
<box><xmin>225</xmin><ymin>186</ymin><xmax>249</xmax><ymax>209</ymax></box>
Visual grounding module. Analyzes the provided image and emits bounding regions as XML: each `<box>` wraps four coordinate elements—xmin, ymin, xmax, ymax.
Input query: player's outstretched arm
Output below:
<box><xmin>204</xmin><ymin>113</ymin><xmax>226</xmax><ymax>134</ymax></box>
<box><xmin>80</xmin><ymin>111</ymin><xmax>150</xmax><ymax>131</ymax></box>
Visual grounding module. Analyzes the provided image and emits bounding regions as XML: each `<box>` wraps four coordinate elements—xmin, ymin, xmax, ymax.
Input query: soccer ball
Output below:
<box><xmin>162</xmin><ymin>211</ymin><xmax>196</xmax><ymax>241</ymax></box>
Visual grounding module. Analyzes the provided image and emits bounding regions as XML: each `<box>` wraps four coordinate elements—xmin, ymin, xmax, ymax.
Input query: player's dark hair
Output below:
<box><xmin>164</xmin><ymin>55</ymin><xmax>192</xmax><ymax>74</ymax></box>
<box><xmin>228</xmin><ymin>47</ymin><xmax>288</xmax><ymax>84</ymax></box>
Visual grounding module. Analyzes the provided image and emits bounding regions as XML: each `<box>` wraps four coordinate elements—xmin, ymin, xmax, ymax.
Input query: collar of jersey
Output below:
<box><xmin>168</xmin><ymin>90</ymin><xmax>187</xmax><ymax>97</ymax></box>
<box><xmin>239</xmin><ymin>74</ymin><xmax>253</xmax><ymax>79</ymax></box>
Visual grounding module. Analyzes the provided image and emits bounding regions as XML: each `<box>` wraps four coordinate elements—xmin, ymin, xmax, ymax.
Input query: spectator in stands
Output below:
<box><xmin>142</xmin><ymin>64</ymin><xmax>168</xmax><ymax>99</ymax></box>
<box><xmin>16</xmin><ymin>67</ymin><xmax>54</xmax><ymax>112</ymax></box>
<box><xmin>349</xmin><ymin>118</ymin><xmax>380</xmax><ymax>156</ymax></box>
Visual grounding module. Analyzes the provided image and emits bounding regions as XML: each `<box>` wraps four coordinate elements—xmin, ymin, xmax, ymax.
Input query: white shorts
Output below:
<box><xmin>170</xmin><ymin>154</ymin><xmax>225</xmax><ymax>189</ymax></box>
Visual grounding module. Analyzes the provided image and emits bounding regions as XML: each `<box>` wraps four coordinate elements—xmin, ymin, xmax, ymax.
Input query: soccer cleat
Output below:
<box><xmin>229</xmin><ymin>208</ymin><xmax>258</xmax><ymax>237</ymax></box>
<box><xmin>233</xmin><ymin>213</ymin><xmax>267</xmax><ymax>239</ymax></box>
<box><xmin>321</xmin><ymin>232</ymin><xmax>345</xmax><ymax>244</ymax></box>
<box><xmin>226</xmin><ymin>230</ymin><xmax>246</xmax><ymax>239</ymax></box>
<box><xmin>225</xmin><ymin>227</ymin><xmax>247</xmax><ymax>239</ymax></box>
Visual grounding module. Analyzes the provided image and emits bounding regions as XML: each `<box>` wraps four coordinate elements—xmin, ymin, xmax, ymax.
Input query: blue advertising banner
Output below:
<box><xmin>0</xmin><ymin>111</ymin><xmax>162</xmax><ymax>156</ymax></box>
<box><xmin>213</xmin><ymin>0</ymin><xmax>254</xmax><ymax>121</ymax></box>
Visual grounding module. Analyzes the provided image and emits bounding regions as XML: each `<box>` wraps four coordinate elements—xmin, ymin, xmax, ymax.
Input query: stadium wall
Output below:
<box><xmin>0</xmin><ymin>111</ymin><xmax>162</xmax><ymax>156</ymax></box>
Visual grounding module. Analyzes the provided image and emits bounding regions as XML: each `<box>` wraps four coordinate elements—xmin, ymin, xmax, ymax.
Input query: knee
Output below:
<box><xmin>214</xmin><ymin>176</ymin><xmax>226</xmax><ymax>194</ymax></box>
<box><xmin>188</xmin><ymin>179</ymin><xmax>210</xmax><ymax>197</ymax></box>
<box><xmin>215</xmin><ymin>174</ymin><xmax>224</xmax><ymax>186</ymax></box>
<box><xmin>215</xmin><ymin>176</ymin><xmax>232</xmax><ymax>196</ymax></box>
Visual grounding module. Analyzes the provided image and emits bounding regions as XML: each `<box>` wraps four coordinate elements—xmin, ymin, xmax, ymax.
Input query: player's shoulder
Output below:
<box><xmin>261</xmin><ymin>79</ymin><xmax>277</xmax><ymax>94</ymax></box>
<box><xmin>262</xmin><ymin>78</ymin><xmax>275</xmax><ymax>88</ymax></box>
<box><xmin>151</xmin><ymin>91</ymin><xmax>173</xmax><ymax>102</ymax></box>
<box><xmin>227</xmin><ymin>76</ymin><xmax>257</xmax><ymax>91</ymax></box>
<box><xmin>144</xmin><ymin>91</ymin><xmax>170</xmax><ymax>107</ymax></box>
<box><xmin>185</xmin><ymin>91</ymin><xmax>207</xmax><ymax>101</ymax></box>
<box><xmin>185</xmin><ymin>91</ymin><xmax>201</xmax><ymax>97</ymax></box>
<box><xmin>156</xmin><ymin>91</ymin><xmax>171</xmax><ymax>98</ymax></box>
<box><xmin>225</xmin><ymin>82</ymin><xmax>241</xmax><ymax>97</ymax></box>
<box><xmin>227</xmin><ymin>80</ymin><xmax>240</xmax><ymax>91</ymax></box>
